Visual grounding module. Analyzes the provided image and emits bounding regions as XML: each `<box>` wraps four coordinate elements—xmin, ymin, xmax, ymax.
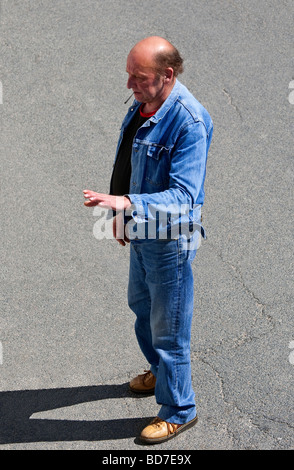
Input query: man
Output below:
<box><xmin>83</xmin><ymin>36</ymin><xmax>213</xmax><ymax>444</ymax></box>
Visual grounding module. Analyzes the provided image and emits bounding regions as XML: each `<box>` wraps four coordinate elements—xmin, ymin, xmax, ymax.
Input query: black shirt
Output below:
<box><xmin>110</xmin><ymin>108</ymin><xmax>148</xmax><ymax>196</ymax></box>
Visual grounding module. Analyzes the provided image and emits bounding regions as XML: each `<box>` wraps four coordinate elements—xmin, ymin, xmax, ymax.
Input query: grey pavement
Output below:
<box><xmin>0</xmin><ymin>0</ymin><xmax>293</xmax><ymax>450</ymax></box>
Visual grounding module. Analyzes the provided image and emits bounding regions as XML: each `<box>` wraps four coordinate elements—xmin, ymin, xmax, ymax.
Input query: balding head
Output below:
<box><xmin>129</xmin><ymin>36</ymin><xmax>183</xmax><ymax>77</ymax></box>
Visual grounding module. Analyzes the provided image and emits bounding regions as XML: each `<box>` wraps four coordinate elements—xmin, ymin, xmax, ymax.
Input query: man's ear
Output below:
<box><xmin>164</xmin><ymin>67</ymin><xmax>174</xmax><ymax>82</ymax></box>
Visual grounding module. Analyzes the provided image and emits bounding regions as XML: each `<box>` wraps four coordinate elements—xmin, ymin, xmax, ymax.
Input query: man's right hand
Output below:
<box><xmin>113</xmin><ymin>213</ymin><xmax>130</xmax><ymax>246</ymax></box>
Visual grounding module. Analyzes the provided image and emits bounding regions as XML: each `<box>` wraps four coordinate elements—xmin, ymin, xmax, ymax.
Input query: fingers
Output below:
<box><xmin>83</xmin><ymin>190</ymin><xmax>100</xmax><ymax>206</ymax></box>
<box><xmin>83</xmin><ymin>190</ymin><xmax>112</xmax><ymax>208</ymax></box>
<box><xmin>84</xmin><ymin>200</ymin><xmax>98</xmax><ymax>207</ymax></box>
<box><xmin>113</xmin><ymin>215</ymin><xmax>130</xmax><ymax>246</ymax></box>
<box><xmin>83</xmin><ymin>190</ymin><xmax>97</xmax><ymax>198</ymax></box>
<box><xmin>83</xmin><ymin>190</ymin><xmax>130</xmax><ymax>211</ymax></box>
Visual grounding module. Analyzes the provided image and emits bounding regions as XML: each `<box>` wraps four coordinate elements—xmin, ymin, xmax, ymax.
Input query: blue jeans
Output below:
<box><xmin>128</xmin><ymin>237</ymin><xmax>197</xmax><ymax>424</ymax></box>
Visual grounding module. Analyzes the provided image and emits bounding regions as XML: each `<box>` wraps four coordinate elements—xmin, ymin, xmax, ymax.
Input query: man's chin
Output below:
<box><xmin>133</xmin><ymin>92</ymin><xmax>143</xmax><ymax>100</ymax></box>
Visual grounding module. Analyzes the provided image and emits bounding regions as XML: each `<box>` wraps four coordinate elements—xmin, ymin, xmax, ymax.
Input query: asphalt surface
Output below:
<box><xmin>0</xmin><ymin>0</ymin><xmax>293</xmax><ymax>450</ymax></box>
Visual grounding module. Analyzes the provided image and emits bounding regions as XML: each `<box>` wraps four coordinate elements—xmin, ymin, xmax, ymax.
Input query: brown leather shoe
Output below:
<box><xmin>140</xmin><ymin>416</ymin><xmax>198</xmax><ymax>444</ymax></box>
<box><xmin>129</xmin><ymin>370</ymin><xmax>156</xmax><ymax>394</ymax></box>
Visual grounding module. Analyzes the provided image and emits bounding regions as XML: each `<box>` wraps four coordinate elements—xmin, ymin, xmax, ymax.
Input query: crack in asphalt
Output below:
<box><xmin>222</xmin><ymin>88</ymin><xmax>243</xmax><ymax>121</ymax></box>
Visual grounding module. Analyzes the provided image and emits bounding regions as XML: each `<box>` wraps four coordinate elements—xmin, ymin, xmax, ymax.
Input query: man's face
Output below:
<box><xmin>126</xmin><ymin>52</ymin><xmax>165</xmax><ymax>106</ymax></box>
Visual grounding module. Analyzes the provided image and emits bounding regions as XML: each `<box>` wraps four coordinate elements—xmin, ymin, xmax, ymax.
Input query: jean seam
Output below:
<box><xmin>172</xmin><ymin>239</ymin><xmax>183</xmax><ymax>405</ymax></box>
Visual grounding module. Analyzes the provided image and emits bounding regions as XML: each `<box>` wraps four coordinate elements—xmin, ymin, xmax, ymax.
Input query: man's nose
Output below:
<box><xmin>127</xmin><ymin>76</ymin><xmax>133</xmax><ymax>89</ymax></box>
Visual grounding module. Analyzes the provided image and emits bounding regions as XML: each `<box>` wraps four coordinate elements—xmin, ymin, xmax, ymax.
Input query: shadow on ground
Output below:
<box><xmin>0</xmin><ymin>383</ymin><xmax>152</xmax><ymax>445</ymax></box>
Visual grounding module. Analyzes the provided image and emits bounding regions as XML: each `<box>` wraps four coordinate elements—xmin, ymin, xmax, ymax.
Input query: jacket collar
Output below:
<box><xmin>131</xmin><ymin>79</ymin><xmax>181</xmax><ymax>124</ymax></box>
<box><xmin>150</xmin><ymin>79</ymin><xmax>181</xmax><ymax>123</ymax></box>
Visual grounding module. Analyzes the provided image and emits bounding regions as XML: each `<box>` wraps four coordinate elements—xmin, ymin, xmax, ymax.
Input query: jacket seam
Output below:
<box><xmin>175</xmin><ymin>118</ymin><xmax>207</xmax><ymax>143</ymax></box>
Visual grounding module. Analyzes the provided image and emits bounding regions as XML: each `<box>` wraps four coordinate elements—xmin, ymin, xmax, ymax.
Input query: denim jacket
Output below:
<box><xmin>114</xmin><ymin>80</ymin><xmax>213</xmax><ymax>242</ymax></box>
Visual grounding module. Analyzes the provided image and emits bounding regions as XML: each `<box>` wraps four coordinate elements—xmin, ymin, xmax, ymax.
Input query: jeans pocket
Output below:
<box><xmin>178</xmin><ymin>235</ymin><xmax>197</xmax><ymax>263</ymax></box>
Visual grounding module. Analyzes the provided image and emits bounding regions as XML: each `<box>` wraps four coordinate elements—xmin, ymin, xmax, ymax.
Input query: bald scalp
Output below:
<box><xmin>129</xmin><ymin>36</ymin><xmax>184</xmax><ymax>77</ymax></box>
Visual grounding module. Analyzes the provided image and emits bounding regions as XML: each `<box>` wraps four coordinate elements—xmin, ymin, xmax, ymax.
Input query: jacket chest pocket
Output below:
<box><xmin>134</xmin><ymin>142</ymin><xmax>170</xmax><ymax>190</ymax></box>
